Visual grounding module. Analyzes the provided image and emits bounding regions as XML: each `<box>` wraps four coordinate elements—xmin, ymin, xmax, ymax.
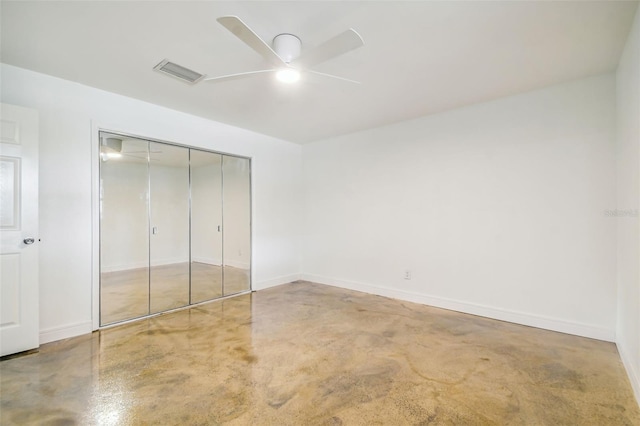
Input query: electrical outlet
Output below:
<box><xmin>404</xmin><ymin>270</ymin><xmax>412</xmax><ymax>280</ymax></box>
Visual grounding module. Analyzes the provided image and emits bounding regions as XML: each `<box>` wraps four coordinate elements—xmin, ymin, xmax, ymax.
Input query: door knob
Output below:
<box><xmin>23</xmin><ymin>238</ymin><xmax>35</xmax><ymax>245</ymax></box>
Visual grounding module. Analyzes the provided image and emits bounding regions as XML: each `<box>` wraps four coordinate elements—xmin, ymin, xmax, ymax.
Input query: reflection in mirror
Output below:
<box><xmin>149</xmin><ymin>142</ymin><xmax>190</xmax><ymax>313</ymax></box>
<box><xmin>222</xmin><ymin>156</ymin><xmax>251</xmax><ymax>295</ymax></box>
<box><xmin>190</xmin><ymin>150</ymin><xmax>223</xmax><ymax>303</ymax></box>
<box><xmin>100</xmin><ymin>135</ymin><xmax>150</xmax><ymax>325</ymax></box>
<box><xmin>100</xmin><ymin>132</ymin><xmax>251</xmax><ymax>325</ymax></box>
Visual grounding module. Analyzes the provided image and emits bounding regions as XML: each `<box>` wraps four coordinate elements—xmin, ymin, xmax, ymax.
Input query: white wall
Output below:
<box><xmin>191</xmin><ymin>160</ymin><xmax>223</xmax><ymax>265</ymax></box>
<box><xmin>302</xmin><ymin>74</ymin><xmax>617</xmax><ymax>341</ymax></box>
<box><xmin>101</xmin><ymin>158</ymin><xmax>194</xmax><ymax>271</ymax></box>
<box><xmin>616</xmin><ymin>7</ymin><xmax>640</xmax><ymax>405</ymax></box>
<box><xmin>222</xmin><ymin>155</ymin><xmax>251</xmax><ymax>269</ymax></box>
<box><xmin>0</xmin><ymin>63</ymin><xmax>302</xmax><ymax>343</ymax></box>
<box><xmin>101</xmin><ymin>160</ymin><xmax>149</xmax><ymax>271</ymax></box>
<box><xmin>101</xmin><ymin>152</ymin><xmax>250</xmax><ymax>270</ymax></box>
<box><xmin>149</xmin><ymin>162</ymin><xmax>190</xmax><ymax>267</ymax></box>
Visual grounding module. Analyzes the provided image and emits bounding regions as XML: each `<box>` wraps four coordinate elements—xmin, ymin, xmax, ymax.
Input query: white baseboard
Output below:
<box><xmin>226</xmin><ymin>260</ymin><xmax>250</xmax><ymax>269</ymax></box>
<box><xmin>254</xmin><ymin>273</ymin><xmax>301</xmax><ymax>291</ymax></box>
<box><xmin>40</xmin><ymin>321</ymin><xmax>93</xmax><ymax>345</ymax></box>
<box><xmin>103</xmin><ymin>259</ymin><xmax>246</xmax><ymax>272</ymax></box>
<box><xmin>191</xmin><ymin>256</ymin><xmax>222</xmax><ymax>265</ymax></box>
<box><xmin>300</xmin><ymin>274</ymin><xmax>615</xmax><ymax>342</ymax></box>
<box><xmin>101</xmin><ymin>258</ymin><xmax>191</xmax><ymax>272</ymax></box>
<box><xmin>151</xmin><ymin>257</ymin><xmax>189</xmax><ymax>267</ymax></box>
<box><xmin>101</xmin><ymin>261</ymin><xmax>148</xmax><ymax>273</ymax></box>
<box><xmin>617</xmin><ymin>340</ymin><xmax>640</xmax><ymax>406</ymax></box>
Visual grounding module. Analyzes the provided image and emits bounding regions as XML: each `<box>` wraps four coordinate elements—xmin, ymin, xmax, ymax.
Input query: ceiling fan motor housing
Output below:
<box><xmin>273</xmin><ymin>34</ymin><xmax>301</xmax><ymax>63</ymax></box>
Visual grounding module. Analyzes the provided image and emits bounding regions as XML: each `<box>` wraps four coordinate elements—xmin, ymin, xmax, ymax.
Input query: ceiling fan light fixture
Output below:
<box><xmin>273</xmin><ymin>33</ymin><xmax>301</xmax><ymax>63</ymax></box>
<box><xmin>276</xmin><ymin>68</ymin><xmax>301</xmax><ymax>84</ymax></box>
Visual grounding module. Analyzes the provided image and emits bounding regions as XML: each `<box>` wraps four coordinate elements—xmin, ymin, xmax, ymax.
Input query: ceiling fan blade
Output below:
<box><xmin>217</xmin><ymin>16</ymin><xmax>286</xmax><ymax>68</ymax></box>
<box><xmin>292</xmin><ymin>29</ymin><xmax>364</xmax><ymax>69</ymax></box>
<box><xmin>120</xmin><ymin>153</ymin><xmax>153</xmax><ymax>161</ymax></box>
<box><xmin>306</xmin><ymin>69</ymin><xmax>361</xmax><ymax>85</ymax></box>
<box><xmin>203</xmin><ymin>69</ymin><xmax>276</xmax><ymax>83</ymax></box>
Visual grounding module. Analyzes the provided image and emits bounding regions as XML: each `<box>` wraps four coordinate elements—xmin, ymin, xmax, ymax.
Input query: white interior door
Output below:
<box><xmin>0</xmin><ymin>103</ymin><xmax>39</xmax><ymax>357</ymax></box>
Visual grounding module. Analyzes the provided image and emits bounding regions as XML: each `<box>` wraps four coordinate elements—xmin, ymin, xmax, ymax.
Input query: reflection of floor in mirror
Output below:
<box><xmin>100</xmin><ymin>262</ymin><xmax>250</xmax><ymax>325</ymax></box>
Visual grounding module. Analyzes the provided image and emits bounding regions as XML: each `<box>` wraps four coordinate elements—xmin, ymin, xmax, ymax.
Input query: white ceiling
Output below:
<box><xmin>2</xmin><ymin>1</ymin><xmax>637</xmax><ymax>144</ymax></box>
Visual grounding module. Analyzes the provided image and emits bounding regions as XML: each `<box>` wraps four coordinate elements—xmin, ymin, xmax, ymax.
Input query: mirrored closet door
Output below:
<box><xmin>190</xmin><ymin>150</ymin><xmax>223</xmax><ymax>303</ymax></box>
<box><xmin>149</xmin><ymin>142</ymin><xmax>190</xmax><ymax>314</ymax></box>
<box><xmin>222</xmin><ymin>156</ymin><xmax>251</xmax><ymax>295</ymax></box>
<box><xmin>99</xmin><ymin>137</ymin><xmax>150</xmax><ymax>325</ymax></box>
<box><xmin>99</xmin><ymin>132</ymin><xmax>251</xmax><ymax>326</ymax></box>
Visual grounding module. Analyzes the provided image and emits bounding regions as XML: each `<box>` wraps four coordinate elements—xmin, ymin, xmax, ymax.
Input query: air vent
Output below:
<box><xmin>153</xmin><ymin>59</ymin><xmax>205</xmax><ymax>84</ymax></box>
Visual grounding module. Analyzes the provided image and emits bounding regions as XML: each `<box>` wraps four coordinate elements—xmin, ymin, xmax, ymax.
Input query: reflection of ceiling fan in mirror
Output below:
<box><xmin>153</xmin><ymin>16</ymin><xmax>365</xmax><ymax>86</ymax></box>
<box><xmin>100</xmin><ymin>137</ymin><xmax>161</xmax><ymax>162</ymax></box>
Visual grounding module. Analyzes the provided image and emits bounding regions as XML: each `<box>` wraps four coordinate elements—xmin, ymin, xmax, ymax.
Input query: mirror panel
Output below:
<box><xmin>100</xmin><ymin>133</ymin><xmax>251</xmax><ymax>325</ymax></box>
<box><xmin>100</xmin><ymin>136</ymin><xmax>149</xmax><ymax>325</ymax></box>
<box><xmin>222</xmin><ymin>156</ymin><xmax>251</xmax><ymax>295</ymax></box>
<box><xmin>149</xmin><ymin>142</ymin><xmax>190</xmax><ymax>313</ymax></box>
<box><xmin>190</xmin><ymin>150</ymin><xmax>223</xmax><ymax>303</ymax></box>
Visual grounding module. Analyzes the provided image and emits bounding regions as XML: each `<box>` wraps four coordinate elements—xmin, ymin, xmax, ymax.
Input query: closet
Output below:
<box><xmin>98</xmin><ymin>132</ymin><xmax>251</xmax><ymax>326</ymax></box>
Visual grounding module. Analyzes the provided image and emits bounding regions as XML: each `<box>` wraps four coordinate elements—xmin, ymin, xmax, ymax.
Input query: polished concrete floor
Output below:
<box><xmin>2</xmin><ymin>281</ymin><xmax>639</xmax><ymax>425</ymax></box>
<box><xmin>100</xmin><ymin>262</ymin><xmax>250</xmax><ymax>325</ymax></box>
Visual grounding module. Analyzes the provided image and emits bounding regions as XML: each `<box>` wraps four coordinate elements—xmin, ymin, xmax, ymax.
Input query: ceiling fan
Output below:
<box><xmin>154</xmin><ymin>16</ymin><xmax>364</xmax><ymax>86</ymax></box>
